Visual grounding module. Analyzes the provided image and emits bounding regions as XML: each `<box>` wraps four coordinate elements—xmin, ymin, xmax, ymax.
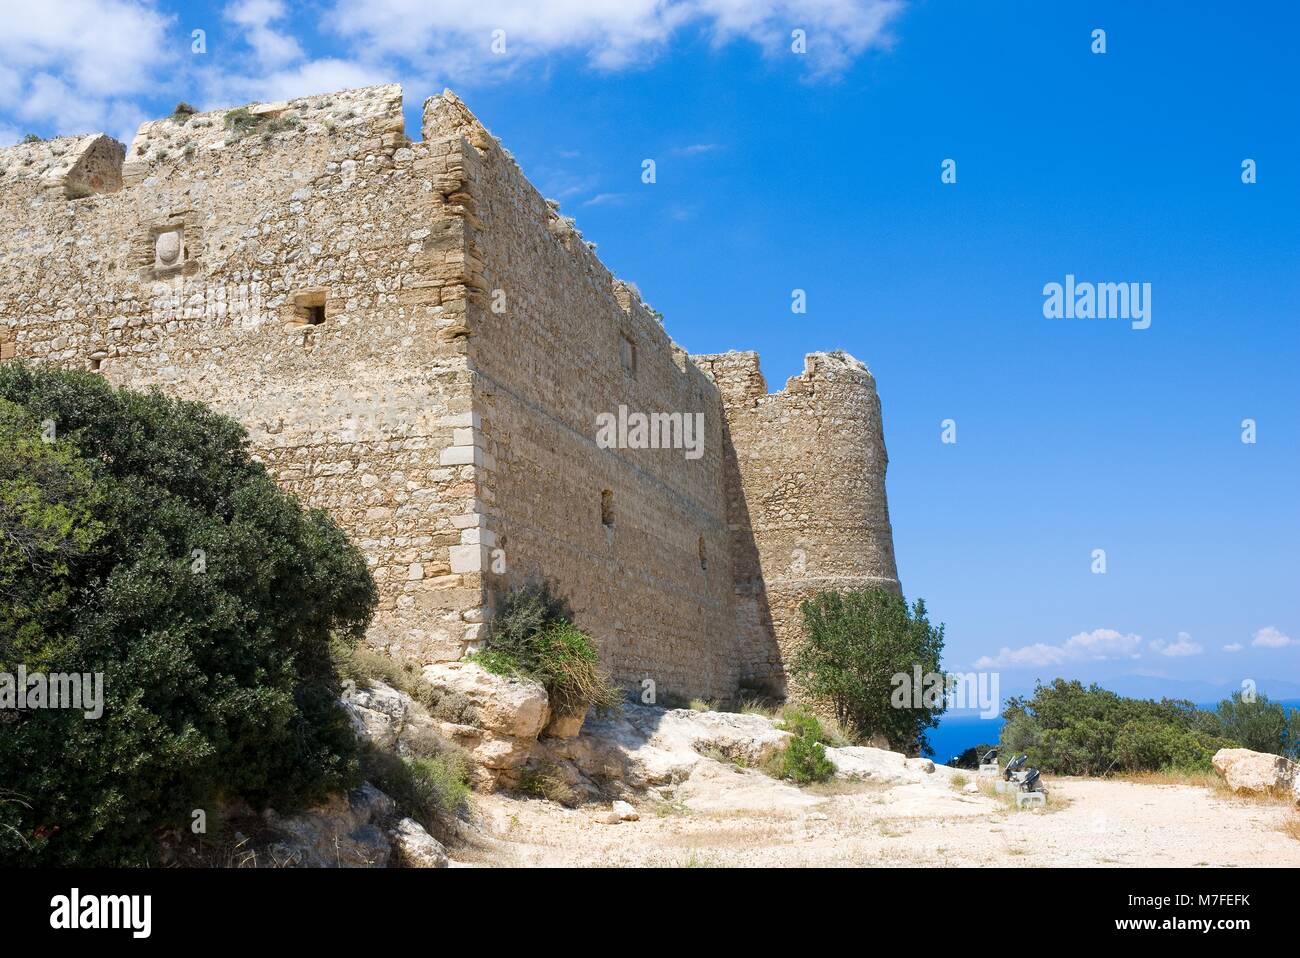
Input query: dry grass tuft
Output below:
<box><xmin>1280</xmin><ymin>811</ymin><xmax>1300</xmax><ymax>843</ymax></box>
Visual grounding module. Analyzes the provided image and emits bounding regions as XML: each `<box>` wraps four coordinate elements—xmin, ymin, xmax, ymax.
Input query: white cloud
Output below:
<box><xmin>975</xmin><ymin>628</ymin><xmax>1144</xmax><ymax>669</ymax></box>
<box><xmin>582</xmin><ymin>192</ymin><xmax>626</xmax><ymax>206</ymax></box>
<box><xmin>1149</xmin><ymin>632</ymin><xmax>1203</xmax><ymax>657</ymax></box>
<box><xmin>1251</xmin><ymin>626</ymin><xmax>1293</xmax><ymax>649</ymax></box>
<box><xmin>328</xmin><ymin>0</ymin><xmax>905</xmax><ymax>80</ymax></box>
<box><xmin>0</xmin><ymin>0</ymin><xmax>173</xmax><ymax>137</ymax></box>
<box><xmin>198</xmin><ymin>57</ymin><xmax>390</xmax><ymax>107</ymax></box>
<box><xmin>190</xmin><ymin>0</ymin><xmax>391</xmax><ymax>107</ymax></box>
<box><xmin>225</xmin><ymin>0</ymin><xmax>305</xmax><ymax>69</ymax></box>
<box><xmin>1222</xmin><ymin>643</ymin><xmax>1244</xmax><ymax>653</ymax></box>
<box><xmin>671</xmin><ymin>142</ymin><xmax>722</xmax><ymax>156</ymax></box>
<box><xmin>2</xmin><ymin>0</ymin><xmax>906</xmax><ymax>139</ymax></box>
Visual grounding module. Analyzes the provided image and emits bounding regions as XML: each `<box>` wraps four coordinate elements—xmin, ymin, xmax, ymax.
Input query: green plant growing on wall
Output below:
<box><xmin>471</xmin><ymin>582</ymin><xmax>623</xmax><ymax>721</ymax></box>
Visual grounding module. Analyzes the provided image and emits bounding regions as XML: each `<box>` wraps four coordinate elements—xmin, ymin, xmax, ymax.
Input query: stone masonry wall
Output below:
<box><xmin>423</xmin><ymin>93</ymin><xmax>738</xmax><ymax>701</ymax></box>
<box><xmin>0</xmin><ymin>85</ymin><xmax>484</xmax><ymax>665</ymax></box>
<box><xmin>692</xmin><ymin>350</ymin><xmax>901</xmax><ymax>696</ymax></box>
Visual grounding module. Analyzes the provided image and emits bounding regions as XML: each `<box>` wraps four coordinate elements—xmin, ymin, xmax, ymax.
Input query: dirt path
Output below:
<box><xmin>452</xmin><ymin>771</ymin><xmax>1300</xmax><ymax>868</ymax></box>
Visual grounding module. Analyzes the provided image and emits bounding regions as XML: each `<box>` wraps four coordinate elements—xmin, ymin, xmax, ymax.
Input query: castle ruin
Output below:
<box><xmin>0</xmin><ymin>84</ymin><xmax>899</xmax><ymax>702</ymax></box>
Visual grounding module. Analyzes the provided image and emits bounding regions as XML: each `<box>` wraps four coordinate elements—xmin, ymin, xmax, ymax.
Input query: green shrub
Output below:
<box><xmin>360</xmin><ymin>744</ymin><xmax>470</xmax><ymax>829</ymax></box>
<box><xmin>774</xmin><ymin>730</ymin><xmax>835</xmax><ymax>784</ymax></box>
<box><xmin>478</xmin><ymin>583</ymin><xmax>623</xmax><ymax>719</ymax></box>
<box><xmin>791</xmin><ymin>587</ymin><xmax>946</xmax><ymax>753</ymax></box>
<box><xmin>171</xmin><ymin>102</ymin><xmax>197</xmax><ymax>123</ymax></box>
<box><xmin>531</xmin><ymin>621</ymin><xmax>624</xmax><ymax>717</ymax></box>
<box><xmin>224</xmin><ymin>107</ymin><xmax>261</xmax><ymax>140</ymax></box>
<box><xmin>0</xmin><ymin>363</ymin><xmax>377</xmax><ymax>865</ymax></box>
<box><xmin>778</xmin><ymin>706</ymin><xmax>826</xmax><ymax>743</ymax></box>
<box><xmin>484</xmin><ymin>581</ymin><xmax>567</xmax><ymax>662</ymax></box>
<box><xmin>767</xmin><ymin>706</ymin><xmax>836</xmax><ymax>784</ymax></box>
<box><xmin>999</xmin><ymin>679</ymin><xmax>1263</xmax><ymax>776</ymax></box>
<box><xmin>464</xmin><ymin>648</ymin><xmax>518</xmax><ymax>678</ymax></box>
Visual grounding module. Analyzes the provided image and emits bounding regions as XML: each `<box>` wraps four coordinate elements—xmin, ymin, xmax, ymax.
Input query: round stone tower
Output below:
<box><xmin>693</xmin><ymin>350</ymin><xmax>900</xmax><ymax>698</ymax></box>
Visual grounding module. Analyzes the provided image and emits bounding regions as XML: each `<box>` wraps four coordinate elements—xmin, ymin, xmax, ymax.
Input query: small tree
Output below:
<box><xmin>1213</xmin><ymin>692</ymin><xmax>1298</xmax><ymax>758</ymax></box>
<box><xmin>790</xmin><ymin>587</ymin><xmax>946</xmax><ymax>753</ymax></box>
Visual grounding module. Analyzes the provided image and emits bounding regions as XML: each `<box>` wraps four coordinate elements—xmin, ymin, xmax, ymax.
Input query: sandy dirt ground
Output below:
<box><xmin>449</xmin><ymin>769</ymin><xmax>1300</xmax><ymax>868</ymax></box>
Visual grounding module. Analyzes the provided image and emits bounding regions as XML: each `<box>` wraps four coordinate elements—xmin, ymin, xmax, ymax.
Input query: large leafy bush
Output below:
<box><xmin>998</xmin><ymin>680</ymin><xmax>1292</xmax><ymax>774</ymax></box>
<box><xmin>0</xmin><ymin>363</ymin><xmax>377</xmax><ymax>865</ymax></box>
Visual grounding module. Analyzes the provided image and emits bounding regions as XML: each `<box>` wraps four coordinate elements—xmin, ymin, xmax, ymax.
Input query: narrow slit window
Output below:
<box><xmin>698</xmin><ymin>536</ymin><xmax>707</xmax><ymax>571</ymax></box>
<box><xmin>601</xmin><ymin>489</ymin><xmax>614</xmax><ymax>528</ymax></box>
<box><xmin>619</xmin><ymin>334</ymin><xmax>637</xmax><ymax>376</ymax></box>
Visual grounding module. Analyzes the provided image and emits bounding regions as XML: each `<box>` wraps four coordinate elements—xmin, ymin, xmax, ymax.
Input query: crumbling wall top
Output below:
<box><xmin>121</xmin><ymin>83</ymin><xmax>404</xmax><ymax>186</ymax></box>
<box><xmin>0</xmin><ymin>133</ymin><xmax>125</xmax><ymax>197</ymax></box>
<box><xmin>693</xmin><ymin>349</ymin><xmax>876</xmax><ymax>408</ymax></box>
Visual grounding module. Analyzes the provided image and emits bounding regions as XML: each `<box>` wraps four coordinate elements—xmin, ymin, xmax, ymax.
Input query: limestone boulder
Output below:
<box><xmin>543</xmin><ymin>709</ymin><xmax>588</xmax><ymax>740</ymax></box>
<box><xmin>434</xmin><ymin>720</ymin><xmax>531</xmax><ymax>790</ymax></box>
<box><xmin>341</xmin><ymin>679</ymin><xmax>446</xmax><ymax>760</ymax></box>
<box><xmin>342</xmin><ymin>680</ymin><xmax>412</xmax><ymax>750</ymax></box>
<box><xmin>263</xmin><ymin>782</ymin><xmax>395</xmax><ymax>868</ymax></box>
<box><xmin>1212</xmin><ymin>748</ymin><xmax>1298</xmax><ymax>796</ymax></box>
<box><xmin>389</xmin><ymin>817</ymin><xmax>449</xmax><ymax>868</ymax></box>
<box><xmin>825</xmin><ymin>745</ymin><xmax>956</xmax><ymax>785</ymax></box>
<box><xmin>420</xmin><ymin>662</ymin><xmax>550</xmax><ymax>739</ymax></box>
<box><xmin>540</xmin><ymin>703</ymin><xmax>790</xmax><ymax>788</ymax></box>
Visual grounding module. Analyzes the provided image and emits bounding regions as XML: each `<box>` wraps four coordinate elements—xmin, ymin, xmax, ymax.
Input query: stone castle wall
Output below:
<box><xmin>0</xmin><ymin>85</ymin><xmax>484</xmax><ymax>665</ymax></box>
<box><xmin>424</xmin><ymin>94</ymin><xmax>738</xmax><ymax>700</ymax></box>
<box><xmin>0</xmin><ymin>83</ymin><xmax>899</xmax><ymax>702</ymax></box>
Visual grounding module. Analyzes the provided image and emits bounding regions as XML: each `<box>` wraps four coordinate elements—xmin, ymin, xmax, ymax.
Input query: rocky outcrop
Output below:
<box><xmin>257</xmin><ymin>783</ymin><xmax>374</xmax><ymax>866</ymax></box>
<box><xmin>345</xmin><ymin>674</ymin><xmax>967</xmax><ymax>823</ymax></box>
<box><xmin>1212</xmin><ymin>747</ymin><xmax>1299</xmax><ymax>800</ymax></box>
<box><xmin>343</xmin><ymin>680</ymin><xmax>440</xmax><ymax>755</ymax></box>
<box><xmin>421</xmin><ymin>662</ymin><xmax>551</xmax><ymax>737</ymax></box>
<box><xmin>539</xmin><ymin>704</ymin><xmax>791</xmax><ymax>791</ymax></box>
<box><xmin>420</xmin><ymin>662</ymin><xmax>551</xmax><ymax>789</ymax></box>
<box><xmin>389</xmin><ymin>817</ymin><xmax>450</xmax><ymax>867</ymax></box>
<box><xmin>824</xmin><ymin>746</ymin><xmax>951</xmax><ymax>785</ymax></box>
<box><xmin>544</xmin><ymin>710</ymin><xmax>588</xmax><ymax>739</ymax></box>
<box><xmin>253</xmin><ymin>782</ymin><xmax>450</xmax><ymax>868</ymax></box>
<box><xmin>263</xmin><ymin>783</ymin><xmax>394</xmax><ymax>867</ymax></box>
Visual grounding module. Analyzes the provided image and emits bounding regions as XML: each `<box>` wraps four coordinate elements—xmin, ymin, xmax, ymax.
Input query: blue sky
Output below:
<box><xmin>3</xmin><ymin>1</ymin><xmax>1296</xmax><ymax>702</ymax></box>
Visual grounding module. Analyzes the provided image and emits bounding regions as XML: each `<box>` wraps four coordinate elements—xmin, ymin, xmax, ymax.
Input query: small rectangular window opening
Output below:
<box><xmin>619</xmin><ymin>334</ymin><xmax>636</xmax><ymax>375</ymax></box>
<box><xmin>698</xmin><ymin>536</ymin><xmax>707</xmax><ymax>571</ymax></box>
<box><xmin>291</xmin><ymin>290</ymin><xmax>328</xmax><ymax>327</ymax></box>
<box><xmin>601</xmin><ymin>489</ymin><xmax>614</xmax><ymax>528</ymax></box>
